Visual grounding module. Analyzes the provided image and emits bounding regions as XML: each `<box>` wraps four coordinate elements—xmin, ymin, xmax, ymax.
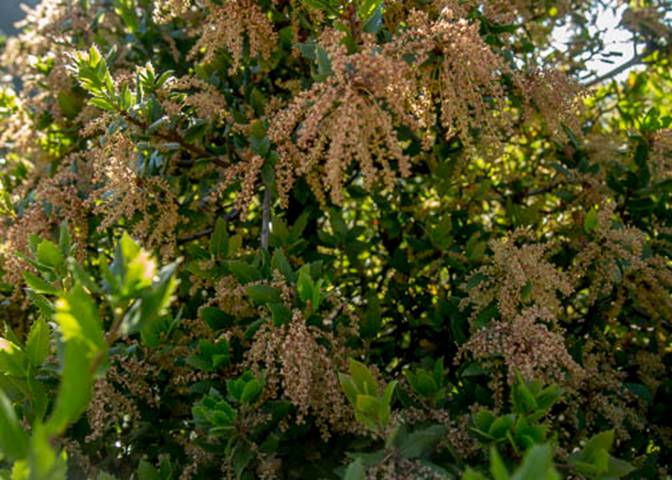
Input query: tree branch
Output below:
<box><xmin>121</xmin><ymin>112</ymin><xmax>229</xmax><ymax>169</ymax></box>
<box><xmin>583</xmin><ymin>51</ymin><xmax>650</xmax><ymax>88</ymax></box>
<box><xmin>261</xmin><ymin>186</ymin><xmax>271</xmax><ymax>251</ymax></box>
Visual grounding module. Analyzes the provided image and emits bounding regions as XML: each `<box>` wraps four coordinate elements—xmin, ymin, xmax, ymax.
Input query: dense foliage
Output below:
<box><xmin>0</xmin><ymin>0</ymin><xmax>671</xmax><ymax>478</ymax></box>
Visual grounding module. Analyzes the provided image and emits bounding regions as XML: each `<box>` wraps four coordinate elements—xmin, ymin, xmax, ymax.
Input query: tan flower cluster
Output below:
<box><xmin>270</xmin><ymin>6</ymin><xmax>537</xmax><ymax>205</ymax></box>
<box><xmin>208</xmin><ymin>152</ymin><xmax>265</xmax><ymax>217</ymax></box>
<box><xmin>269</xmin><ymin>30</ymin><xmax>418</xmax><ymax>205</ymax></box>
<box><xmin>160</xmin><ymin>75</ymin><xmax>231</xmax><ymax>125</ymax></box>
<box><xmin>522</xmin><ymin>69</ymin><xmax>583</xmax><ymax>138</ymax></box>
<box><xmin>153</xmin><ymin>0</ymin><xmax>192</xmax><ymax>23</ymax></box>
<box><xmin>247</xmin><ymin>312</ymin><xmax>355</xmax><ymax>439</ymax></box>
<box><xmin>0</xmin><ymin>205</ymin><xmax>52</xmax><ymax>291</ymax></box>
<box><xmin>461</xmin><ymin>229</ymin><xmax>573</xmax><ymax>322</ymax></box>
<box><xmin>86</xmin><ymin>349</ymin><xmax>158</xmax><ymax>442</ymax></box>
<box><xmin>571</xmin><ymin>202</ymin><xmax>672</xmax><ymax>320</ymax></box>
<box><xmin>400</xmin><ymin>9</ymin><xmax>511</xmax><ymax>152</ymax></box>
<box><xmin>650</xmin><ymin>129</ymin><xmax>672</xmax><ymax>180</ymax></box>
<box><xmin>460</xmin><ymin>306</ymin><xmax>583</xmax><ymax>384</ymax></box>
<box><xmin>1</xmin><ymin>0</ymin><xmax>107</xmax><ymax>126</ymax></box>
<box><xmin>365</xmin><ymin>456</ymin><xmax>446</xmax><ymax>480</ymax></box>
<box><xmin>210</xmin><ymin>275</ymin><xmax>257</xmax><ymax>318</ymax></box>
<box><xmin>33</xmin><ymin>156</ymin><xmax>93</xmax><ymax>256</ymax></box>
<box><xmin>87</xmin><ymin>132</ymin><xmax>180</xmax><ymax>256</ymax></box>
<box><xmin>189</xmin><ymin>0</ymin><xmax>277</xmax><ymax>72</ymax></box>
<box><xmin>566</xmin><ymin>343</ymin><xmax>644</xmax><ymax>441</ymax></box>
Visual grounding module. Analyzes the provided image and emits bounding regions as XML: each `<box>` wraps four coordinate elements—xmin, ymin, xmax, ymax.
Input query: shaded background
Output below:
<box><xmin>0</xmin><ymin>1</ymin><xmax>39</xmax><ymax>36</ymax></box>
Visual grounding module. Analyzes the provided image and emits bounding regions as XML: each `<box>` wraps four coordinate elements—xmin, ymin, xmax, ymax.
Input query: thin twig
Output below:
<box><xmin>177</xmin><ymin>208</ymin><xmax>239</xmax><ymax>243</ymax></box>
<box><xmin>120</xmin><ymin>112</ymin><xmax>229</xmax><ymax>168</ymax></box>
<box><xmin>261</xmin><ymin>186</ymin><xmax>271</xmax><ymax>251</ymax></box>
<box><xmin>583</xmin><ymin>51</ymin><xmax>650</xmax><ymax>88</ymax></box>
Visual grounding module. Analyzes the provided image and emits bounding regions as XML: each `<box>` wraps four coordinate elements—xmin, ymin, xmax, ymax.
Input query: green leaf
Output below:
<box><xmin>473</xmin><ymin>410</ymin><xmax>497</xmax><ymax>433</ymax></box>
<box><xmin>407</xmin><ymin>370</ymin><xmax>437</xmax><ymax>398</ymax></box>
<box><xmin>348</xmin><ymin>359</ymin><xmax>378</xmax><ymax>396</ymax></box>
<box><xmin>210</xmin><ymin>218</ymin><xmax>229</xmax><ymax>260</ymax></box>
<box><xmin>0</xmin><ymin>338</ymin><xmax>27</xmax><ymax>377</ymax></box>
<box><xmin>605</xmin><ymin>455</ymin><xmax>636</xmax><ymax>478</ymax></box>
<box><xmin>232</xmin><ymin>441</ymin><xmax>253</xmax><ymax>480</ymax></box>
<box><xmin>36</xmin><ymin>240</ymin><xmax>64</xmax><ymax>269</ymax></box>
<box><xmin>240</xmin><ymin>379</ymin><xmax>263</xmax><ymax>404</ymax></box>
<box><xmin>0</xmin><ymin>390</ymin><xmax>29</xmax><ymax>461</ymax></box>
<box><xmin>137</xmin><ymin>460</ymin><xmax>160</xmax><ymax>480</ymax></box>
<box><xmin>462</xmin><ymin>468</ymin><xmax>488</xmax><ymax>480</ymax></box>
<box><xmin>25</xmin><ymin>317</ymin><xmax>50</xmax><ymax>367</ymax></box>
<box><xmin>89</xmin><ymin>97</ymin><xmax>115</xmax><ymax>111</ymax></box>
<box><xmin>271</xmin><ymin>249</ymin><xmax>294</xmax><ymax>282</ymax></box>
<box><xmin>488</xmin><ymin>415</ymin><xmax>515</xmax><ymax>439</ymax></box>
<box><xmin>512</xmin><ymin>375</ymin><xmax>537</xmax><ymax>414</ymax></box>
<box><xmin>53</xmin><ymin>285</ymin><xmax>106</xmax><ymax>353</ymax></box>
<box><xmin>362</xmin><ymin>3</ymin><xmax>383</xmax><ymax>33</ymax></box>
<box><xmin>511</xmin><ymin>444</ymin><xmax>558</xmax><ymax>480</ymax></box>
<box><xmin>297</xmin><ymin>266</ymin><xmax>314</xmax><ymax>305</ymax></box>
<box><xmin>45</xmin><ymin>339</ymin><xmax>98</xmax><ymax>436</ymax></box>
<box><xmin>245</xmin><ymin>285</ymin><xmax>282</xmax><ymax>304</ymax></box>
<box><xmin>138</xmin><ymin>262</ymin><xmax>179</xmax><ymax>347</ymax></box>
<box><xmin>338</xmin><ymin>373</ymin><xmax>358</xmax><ymax>405</ymax></box>
<box><xmin>27</xmin><ymin>423</ymin><xmax>67</xmax><ymax>480</ymax></box>
<box><xmin>490</xmin><ymin>447</ymin><xmax>510</xmax><ymax>480</ymax></box>
<box><xmin>398</xmin><ymin>425</ymin><xmax>446</xmax><ymax>459</ymax></box>
<box><xmin>269</xmin><ymin>303</ymin><xmax>292</xmax><ymax>326</ymax></box>
<box><xmin>26</xmin><ymin>291</ymin><xmax>54</xmax><ymax>318</ymax></box>
<box><xmin>577</xmin><ymin>430</ymin><xmax>615</xmax><ymax>463</ymax></box>
<box><xmin>360</xmin><ymin>293</ymin><xmax>381</xmax><ymax>338</ymax></box>
<box><xmin>343</xmin><ymin>458</ymin><xmax>366</xmax><ymax>480</ymax></box>
<box><xmin>23</xmin><ymin>272</ymin><xmax>58</xmax><ymax>296</ymax></box>
<box><xmin>315</xmin><ymin>46</ymin><xmax>333</xmax><ymax>80</ymax></box>
<box><xmin>583</xmin><ymin>207</ymin><xmax>599</xmax><ymax>234</ymax></box>
<box><xmin>226</xmin><ymin>261</ymin><xmax>261</xmax><ymax>284</ymax></box>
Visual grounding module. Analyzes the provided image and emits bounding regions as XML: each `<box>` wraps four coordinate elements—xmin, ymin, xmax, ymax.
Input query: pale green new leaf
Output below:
<box><xmin>0</xmin><ymin>390</ymin><xmax>29</xmax><ymax>461</ymax></box>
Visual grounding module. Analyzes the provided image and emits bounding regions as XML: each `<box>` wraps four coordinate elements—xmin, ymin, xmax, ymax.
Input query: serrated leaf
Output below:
<box><xmin>25</xmin><ymin>318</ymin><xmax>50</xmax><ymax>367</ymax></box>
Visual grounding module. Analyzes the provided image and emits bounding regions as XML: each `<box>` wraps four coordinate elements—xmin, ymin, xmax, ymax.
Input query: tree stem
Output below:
<box><xmin>261</xmin><ymin>186</ymin><xmax>271</xmax><ymax>251</ymax></box>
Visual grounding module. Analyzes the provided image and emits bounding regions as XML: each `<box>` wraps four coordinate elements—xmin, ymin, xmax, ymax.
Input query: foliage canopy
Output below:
<box><xmin>0</xmin><ymin>0</ymin><xmax>671</xmax><ymax>478</ymax></box>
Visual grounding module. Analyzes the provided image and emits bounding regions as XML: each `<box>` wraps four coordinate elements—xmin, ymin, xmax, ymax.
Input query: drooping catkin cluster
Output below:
<box><xmin>188</xmin><ymin>0</ymin><xmax>278</xmax><ymax>72</ymax></box>
<box><xmin>461</xmin><ymin>229</ymin><xmax>573</xmax><ymax>322</ymax></box>
<box><xmin>87</xmin><ymin>132</ymin><xmax>180</xmax><ymax>256</ymax></box>
<box><xmin>571</xmin><ymin>202</ymin><xmax>672</xmax><ymax>320</ymax></box>
<box><xmin>522</xmin><ymin>68</ymin><xmax>584</xmax><ymax>137</ymax></box>
<box><xmin>459</xmin><ymin>306</ymin><xmax>583</xmax><ymax>384</ymax></box>
<box><xmin>399</xmin><ymin>9</ymin><xmax>512</xmax><ymax>151</ymax></box>
<box><xmin>650</xmin><ymin>129</ymin><xmax>672</xmax><ymax>179</ymax></box>
<box><xmin>162</xmin><ymin>76</ymin><xmax>231</xmax><ymax>125</ymax></box>
<box><xmin>269</xmin><ymin>30</ymin><xmax>418</xmax><ymax>206</ymax></box>
<box><xmin>86</xmin><ymin>346</ymin><xmax>159</xmax><ymax>442</ymax></box>
<box><xmin>247</xmin><ymin>312</ymin><xmax>356</xmax><ymax>439</ymax></box>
